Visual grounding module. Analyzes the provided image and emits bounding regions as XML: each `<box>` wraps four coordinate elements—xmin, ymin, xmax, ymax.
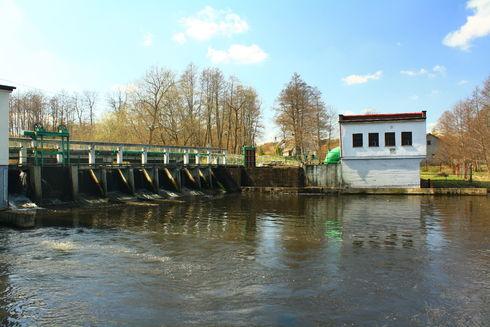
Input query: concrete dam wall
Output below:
<box><xmin>7</xmin><ymin>165</ymin><xmax>241</xmax><ymax>207</ymax></box>
<box><xmin>224</xmin><ymin>165</ymin><xmax>342</xmax><ymax>188</ymax></box>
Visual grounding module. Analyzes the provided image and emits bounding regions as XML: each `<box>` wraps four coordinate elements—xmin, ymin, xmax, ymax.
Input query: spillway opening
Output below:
<box><xmin>106</xmin><ymin>169</ymin><xmax>133</xmax><ymax>195</ymax></box>
<box><xmin>158</xmin><ymin>168</ymin><xmax>180</xmax><ymax>192</ymax></box>
<box><xmin>134</xmin><ymin>169</ymin><xmax>155</xmax><ymax>193</ymax></box>
<box><xmin>41</xmin><ymin>167</ymin><xmax>73</xmax><ymax>202</ymax></box>
<box><xmin>79</xmin><ymin>169</ymin><xmax>104</xmax><ymax>197</ymax></box>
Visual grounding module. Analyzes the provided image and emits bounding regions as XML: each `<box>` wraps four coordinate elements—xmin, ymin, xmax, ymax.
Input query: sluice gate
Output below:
<box><xmin>7</xmin><ymin>134</ymin><xmax>238</xmax><ymax>206</ymax></box>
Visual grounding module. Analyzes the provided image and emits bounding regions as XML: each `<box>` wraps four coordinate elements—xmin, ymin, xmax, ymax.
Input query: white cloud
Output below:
<box><xmin>207</xmin><ymin>44</ymin><xmax>268</xmax><ymax>64</ymax></box>
<box><xmin>458</xmin><ymin>79</ymin><xmax>469</xmax><ymax>85</ymax></box>
<box><xmin>443</xmin><ymin>0</ymin><xmax>490</xmax><ymax>50</ymax></box>
<box><xmin>400</xmin><ymin>65</ymin><xmax>446</xmax><ymax>78</ymax></box>
<box><xmin>410</xmin><ymin>95</ymin><xmax>420</xmax><ymax>100</ymax></box>
<box><xmin>142</xmin><ymin>33</ymin><xmax>153</xmax><ymax>47</ymax></box>
<box><xmin>342</xmin><ymin>70</ymin><xmax>382</xmax><ymax>85</ymax></box>
<box><xmin>429</xmin><ymin>89</ymin><xmax>440</xmax><ymax>96</ymax></box>
<box><xmin>432</xmin><ymin>65</ymin><xmax>447</xmax><ymax>75</ymax></box>
<box><xmin>172</xmin><ymin>32</ymin><xmax>186</xmax><ymax>45</ymax></box>
<box><xmin>174</xmin><ymin>6</ymin><xmax>248</xmax><ymax>43</ymax></box>
<box><xmin>400</xmin><ymin>68</ymin><xmax>428</xmax><ymax>76</ymax></box>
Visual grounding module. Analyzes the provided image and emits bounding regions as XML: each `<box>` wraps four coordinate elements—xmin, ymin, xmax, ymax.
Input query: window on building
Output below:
<box><xmin>427</xmin><ymin>140</ymin><xmax>431</xmax><ymax>145</ymax></box>
<box><xmin>352</xmin><ymin>133</ymin><xmax>363</xmax><ymax>147</ymax></box>
<box><xmin>368</xmin><ymin>133</ymin><xmax>379</xmax><ymax>147</ymax></box>
<box><xmin>385</xmin><ymin>132</ymin><xmax>395</xmax><ymax>147</ymax></box>
<box><xmin>401</xmin><ymin>132</ymin><xmax>412</xmax><ymax>146</ymax></box>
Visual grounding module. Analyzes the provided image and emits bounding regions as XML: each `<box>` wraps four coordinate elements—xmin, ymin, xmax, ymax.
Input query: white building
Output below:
<box><xmin>339</xmin><ymin>112</ymin><xmax>426</xmax><ymax>188</ymax></box>
<box><xmin>0</xmin><ymin>85</ymin><xmax>16</xmax><ymax>209</ymax></box>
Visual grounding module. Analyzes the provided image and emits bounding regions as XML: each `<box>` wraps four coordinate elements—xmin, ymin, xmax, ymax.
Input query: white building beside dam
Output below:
<box><xmin>339</xmin><ymin>111</ymin><xmax>427</xmax><ymax>188</ymax></box>
<box><xmin>0</xmin><ymin>85</ymin><xmax>16</xmax><ymax>209</ymax></box>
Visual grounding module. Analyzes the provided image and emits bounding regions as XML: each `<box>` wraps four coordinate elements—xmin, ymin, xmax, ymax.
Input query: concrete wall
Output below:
<box><xmin>0</xmin><ymin>167</ymin><xmax>7</xmax><ymax>208</ymax></box>
<box><xmin>241</xmin><ymin>167</ymin><xmax>305</xmax><ymax>187</ymax></box>
<box><xmin>1</xmin><ymin>88</ymin><xmax>14</xmax><ymax>209</ymax></box>
<box><xmin>341</xmin><ymin>158</ymin><xmax>422</xmax><ymax>188</ymax></box>
<box><xmin>340</xmin><ymin>120</ymin><xmax>426</xmax><ymax>159</ymax></box>
<box><xmin>304</xmin><ymin>164</ymin><xmax>341</xmax><ymax>187</ymax></box>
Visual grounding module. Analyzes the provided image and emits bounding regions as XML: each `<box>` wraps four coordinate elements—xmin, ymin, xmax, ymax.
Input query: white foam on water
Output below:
<box><xmin>41</xmin><ymin>240</ymin><xmax>77</xmax><ymax>251</ymax></box>
<box><xmin>160</xmin><ymin>189</ymin><xmax>180</xmax><ymax>198</ymax></box>
<box><xmin>8</xmin><ymin>194</ymin><xmax>39</xmax><ymax>210</ymax></box>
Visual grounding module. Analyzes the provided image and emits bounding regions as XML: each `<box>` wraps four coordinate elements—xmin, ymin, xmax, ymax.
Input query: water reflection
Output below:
<box><xmin>0</xmin><ymin>194</ymin><xmax>489</xmax><ymax>326</ymax></box>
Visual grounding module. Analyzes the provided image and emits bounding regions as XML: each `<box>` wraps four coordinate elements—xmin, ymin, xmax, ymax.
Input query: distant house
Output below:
<box><xmin>425</xmin><ymin>133</ymin><xmax>441</xmax><ymax>165</ymax></box>
<box><xmin>339</xmin><ymin>111</ymin><xmax>427</xmax><ymax>188</ymax></box>
<box><xmin>279</xmin><ymin>139</ymin><xmax>298</xmax><ymax>157</ymax></box>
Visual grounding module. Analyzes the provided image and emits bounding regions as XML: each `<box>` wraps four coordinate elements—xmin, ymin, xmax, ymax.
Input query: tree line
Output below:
<box><xmin>436</xmin><ymin>76</ymin><xmax>490</xmax><ymax>174</ymax></box>
<box><xmin>9</xmin><ymin>64</ymin><xmax>262</xmax><ymax>154</ymax></box>
<box><xmin>9</xmin><ymin>67</ymin><xmax>335</xmax><ymax>157</ymax></box>
<box><xmin>9</xmin><ymin>89</ymin><xmax>97</xmax><ymax>138</ymax></box>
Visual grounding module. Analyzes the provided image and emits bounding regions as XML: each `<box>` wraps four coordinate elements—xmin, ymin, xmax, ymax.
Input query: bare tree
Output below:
<box><xmin>436</xmin><ymin>75</ymin><xmax>490</xmax><ymax>175</ymax></box>
<box><xmin>132</xmin><ymin>66</ymin><xmax>176</xmax><ymax>144</ymax></box>
<box><xmin>275</xmin><ymin>73</ymin><xmax>328</xmax><ymax>157</ymax></box>
<box><xmin>83</xmin><ymin>90</ymin><xmax>97</xmax><ymax>127</ymax></box>
<box><xmin>179</xmin><ymin>63</ymin><xmax>202</xmax><ymax>146</ymax></box>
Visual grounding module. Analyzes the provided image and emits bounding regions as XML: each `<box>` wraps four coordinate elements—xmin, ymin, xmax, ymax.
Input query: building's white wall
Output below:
<box><xmin>1</xmin><ymin>90</ymin><xmax>10</xmax><ymax>209</ymax></box>
<box><xmin>341</xmin><ymin>158</ymin><xmax>422</xmax><ymax>188</ymax></box>
<box><xmin>0</xmin><ymin>90</ymin><xmax>9</xmax><ymax>166</ymax></box>
<box><xmin>340</xmin><ymin>120</ymin><xmax>426</xmax><ymax>159</ymax></box>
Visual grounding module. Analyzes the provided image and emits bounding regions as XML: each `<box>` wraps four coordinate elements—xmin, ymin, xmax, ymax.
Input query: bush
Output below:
<box><xmin>437</xmin><ymin>171</ymin><xmax>449</xmax><ymax>178</ymax></box>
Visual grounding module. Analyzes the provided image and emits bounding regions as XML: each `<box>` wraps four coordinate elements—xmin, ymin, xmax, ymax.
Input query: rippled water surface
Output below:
<box><xmin>1</xmin><ymin>194</ymin><xmax>489</xmax><ymax>326</ymax></box>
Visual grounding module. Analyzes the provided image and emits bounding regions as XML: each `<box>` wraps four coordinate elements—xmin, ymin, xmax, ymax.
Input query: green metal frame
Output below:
<box><xmin>22</xmin><ymin>124</ymin><xmax>70</xmax><ymax>166</ymax></box>
<box><xmin>242</xmin><ymin>146</ymin><xmax>256</xmax><ymax>167</ymax></box>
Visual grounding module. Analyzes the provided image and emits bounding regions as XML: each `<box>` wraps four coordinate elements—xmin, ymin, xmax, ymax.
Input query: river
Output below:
<box><xmin>1</xmin><ymin>194</ymin><xmax>489</xmax><ymax>326</ymax></box>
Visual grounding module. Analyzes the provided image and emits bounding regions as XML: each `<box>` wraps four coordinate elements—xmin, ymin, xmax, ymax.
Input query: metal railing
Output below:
<box><xmin>9</xmin><ymin>137</ymin><xmax>228</xmax><ymax>166</ymax></box>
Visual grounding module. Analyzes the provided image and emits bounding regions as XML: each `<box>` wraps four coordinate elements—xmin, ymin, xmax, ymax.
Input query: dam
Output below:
<box><xmin>7</xmin><ymin>132</ymin><xmax>242</xmax><ymax>207</ymax></box>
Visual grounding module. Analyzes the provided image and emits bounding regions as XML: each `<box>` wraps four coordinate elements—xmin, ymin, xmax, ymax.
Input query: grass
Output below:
<box><xmin>420</xmin><ymin>165</ymin><xmax>490</xmax><ymax>189</ymax></box>
<box><xmin>227</xmin><ymin>154</ymin><xmax>307</xmax><ymax>166</ymax></box>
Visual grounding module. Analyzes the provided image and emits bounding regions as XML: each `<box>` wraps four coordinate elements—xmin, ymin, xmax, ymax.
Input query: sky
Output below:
<box><xmin>1</xmin><ymin>0</ymin><xmax>490</xmax><ymax>142</ymax></box>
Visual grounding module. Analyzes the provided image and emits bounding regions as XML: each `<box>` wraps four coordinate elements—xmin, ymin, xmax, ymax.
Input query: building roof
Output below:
<box><xmin>426</xmin><ymin>132</ymin><xmax>440</xmax><ymax>139</ymax></box>
<box><xmin>0</xmin><ymin>84</ymin><xmax>16</xmax><ymax>92</ymax></box>
<box><xmin>339</xmin><ymin>111</ymin><xmax>426</xmax><ymax>123</ymax></box>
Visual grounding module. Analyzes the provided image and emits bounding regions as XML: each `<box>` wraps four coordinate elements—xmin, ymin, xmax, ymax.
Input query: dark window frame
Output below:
<box><xmin>352</xmin><ymin>133</ymin><xmax>363</xmax><ymax>148</ymax></box>
<box><xmin>385</xmin><ymin>132</ymin><xmax>396</xmax><ymax>147</ymax></box>
<box><xmin>368</xmin><ymin>133</ymin><xmax>379</xmax><ymax>147</ymax></box>
<box><xmin>401</xmin><ymin>131</ymin><xmax>413</xmax><ymax>146</ymax></box>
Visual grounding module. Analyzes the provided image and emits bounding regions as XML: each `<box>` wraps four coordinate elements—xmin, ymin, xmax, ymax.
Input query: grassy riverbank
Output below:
<box><xmin>421</xmin><ymin>166</ymin><xmax>490</xmax><ymax>189</ymax></box>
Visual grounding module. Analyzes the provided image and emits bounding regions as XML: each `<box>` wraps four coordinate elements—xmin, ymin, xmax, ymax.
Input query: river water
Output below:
<box><xmin>0</xmin><ymin>194</ymin><xmax>489</xmax><ymax>326</ymax></box>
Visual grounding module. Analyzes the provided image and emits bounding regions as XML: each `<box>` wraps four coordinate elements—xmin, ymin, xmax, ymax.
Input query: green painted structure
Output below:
<box><xmin>324</xmin><ymin>147</ymin><xmax>341</xmax><ymax>164</ymax></box>
<box><xmin>22</xmin><ymin>124</ymin><xmax>70</xmax><ymax>166</ymax></box>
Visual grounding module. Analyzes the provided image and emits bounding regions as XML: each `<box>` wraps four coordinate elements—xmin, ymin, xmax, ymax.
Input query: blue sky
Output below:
<box><xmin>1</xmin><ymin>0</ymin><xmax>490</xmax><ymax>141</ymax></box>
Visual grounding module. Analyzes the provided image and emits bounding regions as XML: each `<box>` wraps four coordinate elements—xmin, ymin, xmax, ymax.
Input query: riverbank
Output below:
<box><xmin>241</xmin><ymin>186</ymin><xmax>488</xmax><ymax>195</ymax></box>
